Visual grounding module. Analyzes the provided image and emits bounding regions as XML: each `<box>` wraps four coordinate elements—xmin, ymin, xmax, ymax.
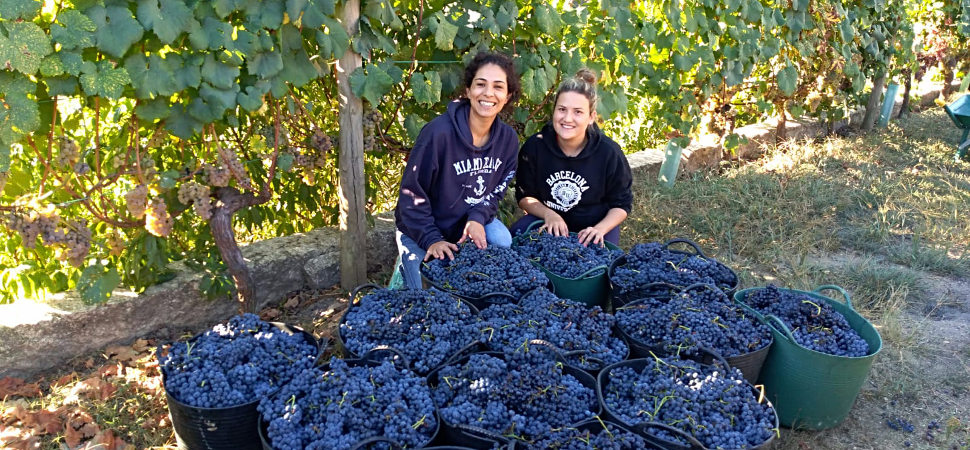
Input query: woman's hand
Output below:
<box><xmin>424</xmin><ymin>240</ymin><xmax>459</xmax><ymax>261</ymax></box>
<box><xmin>577</xmin><ymin>226</ymin><xmax>606</xmax><ymax>247</ymax></box>
<box><xmin>458</xmin><ymin>220</ymin><xmax>487</xmax><ymax>249</ymax></box>
<box><xmin>539</xmin><ymin>212</ymin><xmax>569</xmax><ymax>237</ymax></box>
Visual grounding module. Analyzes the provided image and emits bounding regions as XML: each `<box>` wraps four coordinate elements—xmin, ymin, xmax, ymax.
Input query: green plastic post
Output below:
<box><xmin>878</xmin><ymin>82</ymin><xmax>900</xmax><ymax>127</ymax></box>
<box><xmin>657</xmin><ymin>140</ymin><xmax>683</xmax><ymax>187</ymax></box>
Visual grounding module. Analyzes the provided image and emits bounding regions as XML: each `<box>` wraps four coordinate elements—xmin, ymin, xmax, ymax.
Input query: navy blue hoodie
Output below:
<box><xmin>395</xmin><ymin>99</ymin><xmax>519</xmax><ymax>250</ymax></box>
<box><xmin>515</xmin><ymin>123</ymin><xmax>632</xmax><ymax>231</ymax></box>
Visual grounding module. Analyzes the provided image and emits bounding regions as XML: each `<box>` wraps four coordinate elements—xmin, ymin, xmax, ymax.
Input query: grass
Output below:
<box><xmin>623</xmin><ymin>105</ymin><xmax>970</xmax><ymax>449</ymax></box>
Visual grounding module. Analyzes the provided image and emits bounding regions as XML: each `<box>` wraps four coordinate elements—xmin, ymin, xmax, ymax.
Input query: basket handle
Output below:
<box><xmin>349</xmin><ymin>436</ymin><xmax>404</xmax><ymax>450</ymax></box>
<box><xmin>813</xmin><ymin>284</ymin><xmax>853</xmax><ymax>310</ymax></box>
<box><xmin>679</xmin><ymin>282</ymin><xmax>727</xmax><ymax>300</ymax></box>
<box><xmin>350</xmin><ymin>283</ymin><xmax>384</xmax><ymax>305</ymax></box>
<box><xmin>764</xmin><ymin>314</ymin><xmax>797</xmax><ymax>343</ymax></box>
<box><xmin>359</xmin><ymin>346</ymin><xmax>411</xmax><ymax>369</ymax></box>
<box><xmin>662</xmin><ymin>238</ymin><xmax>707</xmax><ymax>258</ymax></box>
<box><xmin>453</xmin><ymin>422</ymin><xmax>509</xmax><ymax>445</ymax></box>
<box><xmin>523</xmin><ymin>219</ymin><xmax>545</xmax><ymax>234</ymax></box>
<box><xmin>697</xmin><ymin>345</ymin><xmax>730</xmax><ymax>369</ymax></box>
<box><xmin>632</xmin><ymin>421</ymin><xmax>706</xmax><ymax>449</ymax></box>
<box><xmin>575</xmin><ymin>264</ymin><xmax>610</xmax><ymax>280</ymax></box>
<box><xmin>439</xmin><ymin>340</ymin><xmax>489</xmax><ymax>368</ymax></box>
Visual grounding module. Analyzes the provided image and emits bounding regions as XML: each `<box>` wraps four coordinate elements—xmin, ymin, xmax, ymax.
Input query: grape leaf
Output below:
<box><xmin>434</xmin><ymin>15</ymin><xmax>459</xmax><ymax>51</ymax></box>
<box><xmin>80</xmin><ymin>60</ymin><xmax>131</xmax><ymax>99</ymax></box>
<box><xmin>78</xmin><ymin>265</ymin><xmax>120</xmax><ymax>305</ymax></box>
<box><xmin>0</xmin><ymin>72</ymin><xmax>40</xmax><ymax>145</ymax></box>
<box><xmin>350</xmin><ymin>64</ymin><xmax>393</xmax><ymax>105</ymax></box>
<box><xmin>0</xmin><ymin>0</ymin><xmax>40</xmax><ymax>20</ymax></box>
<box><xmin>411</xmin><ymin>71</ymin><xmax>442</xmax><ymax>105</ymax></box>
<box><xmin>125</xmin><ymin>53</ymin><xmax>178</xmax><ymax>98</ymax></box>
<box><xmin>134</xmin><ymin>97</ymin><xmax>171</xmax><ymax>120</ymax></box>
<box><xmin>0</xmin><ymin>22</ymin><xmax>52</xmax><ymax>75</ymax></box>
<box><xmin>137</xmin><ymin>0</ymin><xmax>193</xmax><ymax>45</ymax></box>
<box><xmin>250</xmin><ymin>49</ymin><xmax>284</xmax><ymax>78</ymax></box>
<box><xmin>51</xmin><ymin>10</ymin><xmax>97</xmax><ymax>50</ymax></box>
<box><xmin>40</xmin><ymin>54</ymin><xmax>65</xmax><ymax>77</ymax></box>
<box><xmin>88</xmin><ymin>5</ymin><xmax>145</xmax><ymax>59</ymax></box>
<box><xmin>776</xmin><ymin>62</ymin><xmax>798</xmax><ymax>96</ymax></box>
<box><xmin>201</xmin><ymin>53</ymin><xmax>239</xmax><ymax>90</ymax></box>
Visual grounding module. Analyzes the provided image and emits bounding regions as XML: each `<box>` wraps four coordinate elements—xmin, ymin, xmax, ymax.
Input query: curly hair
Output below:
<box><xmin>462</xmin><ymin>51</ymin><xmax>521</xmax><ymax>112</ymax></box>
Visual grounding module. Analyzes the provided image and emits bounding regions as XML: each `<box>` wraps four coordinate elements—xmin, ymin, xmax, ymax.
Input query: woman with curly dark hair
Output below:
<box><xmin>393</xmin><ymin>51</ymin><xmax>522</xmax><ymax>289</ymax></box>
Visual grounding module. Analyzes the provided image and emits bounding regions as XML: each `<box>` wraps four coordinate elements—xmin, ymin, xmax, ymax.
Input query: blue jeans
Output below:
<box><xmin>395</xmin><ymin>219</ymin><xmax>512</xmax><ymax>289</ymax></box>
<box><xmin>510</xmin><ymin>214</ymin><xmax>620</xmax><ymax>245</ymax></box>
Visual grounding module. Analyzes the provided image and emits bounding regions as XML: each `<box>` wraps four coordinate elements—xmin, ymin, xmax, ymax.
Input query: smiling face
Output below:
<box><xmin>465</xmin><ymin>63</ymin><xmax>509</xmax><ymax>123</ymax></box>
<box><xmin>552</xmin><ymin>91</ymin><xmax>596</xmax><ymax>151</ymax></box>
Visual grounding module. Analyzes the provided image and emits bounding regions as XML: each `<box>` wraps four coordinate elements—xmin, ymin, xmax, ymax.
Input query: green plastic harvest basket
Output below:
<box><xmin>512</xmin><ymin>221</ymin><xmax>621</xmax><ymax>308</ymax></box>
<box><xmin>734</xmin><ymin>285</ymin><xmax>883</xmax><ymax>430</ymax></box>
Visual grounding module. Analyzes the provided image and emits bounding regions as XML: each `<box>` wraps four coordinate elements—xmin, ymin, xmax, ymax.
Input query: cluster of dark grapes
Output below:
<box><xmin>479</xmin><ymin>287</ymin><xmax>628</xmax><ymax>371</ymax></box>
<box><xmin>602</xmin><ymin>357</ymin><xmax>776</xmax><ymax>449</ymax></box>
<box><xmin>524</xmin><ymin>422</ymin><xmax>648</xmax><ymax>450</ymax></box>
<box><xmin>158</xmin><ymin>313</ymin><xmax>317</xmax><ymax>408</ymax></box>
<box><xmin>259</xmin><ymin>358</ymin><xmax>437</xmax><ymax>450</ymax></box>
<box><xmin>744</xmin><ymin>285</ymin><xmax>870</xmax><ymax>357</ymax></box>
<box><xmin>422</xmin><ymin>243</ymin><xmax>549</xmax><ymax>301</ymax></box>
<box><xmin>339</xmin><ymin>287</ymin><xmax>480</xmax><ymax>374</ymax></box>
<box><xmin>611</xmin><ymin>242</ymin><xmax>736</xmax><ymax>303</ymax></box>
<box><xmin>431</xmin><ymin>352</ymin><xmax>596</xmax><ymax>443</ymax></box>
<box><xmin>514</xmin><ymin>230</ymin><xmax>623</xmax><ymax>278</ymax></box>
<box><xmin>615</xmin><ymin>285</ymin><xmax>772</xmax><ymax>358</ymax></box>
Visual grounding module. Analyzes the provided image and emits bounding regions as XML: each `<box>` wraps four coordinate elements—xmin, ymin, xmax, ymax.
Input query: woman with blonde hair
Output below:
<box><xmin>511</xmin><ymin>68</ymin><xmax>633</xmax><ymax>246</ymax></box>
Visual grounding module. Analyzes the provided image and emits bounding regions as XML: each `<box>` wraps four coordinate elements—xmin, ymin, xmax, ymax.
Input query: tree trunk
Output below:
<box><xmin>336</xmin><ymin>0</ymin><xmax>368</xmax><ymax>290</ymax></box>
<box><xmin>775</xmin><ymin>101</ymin><xmax>788</xmax><ymax>142</ymax></box>
<box><xmin>862</xmin><ymin>72</ymin><xmax>887</xmax><ymax>131</ymax></box>
<box><xmin>898</xmin><ymin>71</ymin><xmax>912</xmax><ymax>118</ymax></box>
<box><xmin>210</xmin><ymin>187</ymin><xmax>263</xmax><ymax>313</ymax></box>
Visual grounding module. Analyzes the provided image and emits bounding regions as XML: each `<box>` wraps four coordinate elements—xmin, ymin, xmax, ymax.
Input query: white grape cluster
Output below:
<box><xmin>125</xmin><ymin>185</ymin><xmax>149</xmax><ymax>219</ymax></box>
<box><xmin>145</xmin><ymin>197</ymin><xmax>173</xmax><ymax>237</ymax></box>
<box><xmin>258</xmin><ymin>124</ymin><xmax>290</xmax><ymax>147</ymax></box>
<box><xmin>3</xmin><ymin>207</ymin><xmax>92</xmax><ymax>267</ymax></box>
<box><xmin>204</xmin><ymin>163</ymin><xmax>231</xmax><ymax>187</ymax></box>
<box><xmin>57</xmin><ymin>138</ymin><xmax>80</xmax><ymax>168</ymax></box>
<box><xmin>58</xmin><ymin>221</ymin><xmax>92</xmax><ymax>267</ymax></box>
<box><xmin>216</xmin><ymin>146</ymin><xmax>253</xmax><ymax>191</ymax></box>
<box><xmin>0</xmin><ymin>172</ymin><xmax>9</xmax><ymax>194</ymax></box>
<box><xmin>178</xmin><ymin>181</ymin><xmax>213</xmax><ymax>220</ymax></box>
<box><xmin>806</xmin><ymin>91</ymin><xmax>824</xmax><ymax>113</ymax></box>
<box><xmin>362</xmin><ymin>109</ymin><xmax>382</xmax><ymax>152</ymax></box>
<box><xmin>295</xmin><ymin>130</ymin><xmax>332</xmax><ymax>169</ymax></box>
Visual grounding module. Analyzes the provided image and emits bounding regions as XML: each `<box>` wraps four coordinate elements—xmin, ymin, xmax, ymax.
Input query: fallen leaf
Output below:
<box><xmin>0</xmin><ymin>378</ymin><xmax>41</xmax><ymax>398</ymax></box>
<box><xmin>52</xmin><ymin>372</ymin><xmax>78</xmax><ymax>388</ymax></box>
<box><xmin>84</xmin><ymin>429</ymin><xmax>130</xmax><ymax>450</ymax></box>
<box><xmin>131</xmin><ymin>339</ymin><xmax>151</xmax><ymax>353</ymax></box>
<box><xmin>260</xmin><ymin>308</ymin><xmax>281</xmax><ymax>320</ymax></box>
<box><xmin>1</xmin><ymin>400</ymin><xmax>29</xmax><ymax>425</ymax></box>
<box><xmin>0</xmin><ymin>426</ymin><xmax>40</xmax><ymax>449</ymax></box>
<box><xmin>65</xmin><ymin>377</ymin><xmax>116</xmax><ymax>403</ymax></box>
<box><xmin>284</xmin><ymin>297</ymin><xmax>300</xmax><ymax>309</ymax></box>
<box><xmin>84</xmin><ymin>358</ymin><xmax>95</xmax><ymax>369</ymax></box>
<box><xmin>105</xmin><ymin>345</ymin><xmax>140</xmax><ymax>363</ymax></box>
<box><xmin>21</xmin><ymin>408</ymin><xmax>63</xmax><ymax>435</ymax></box>
<box><xmin>64</xmin><ymin>410</ymin><xmax>99</xmax><ymax>448</ymax></box>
